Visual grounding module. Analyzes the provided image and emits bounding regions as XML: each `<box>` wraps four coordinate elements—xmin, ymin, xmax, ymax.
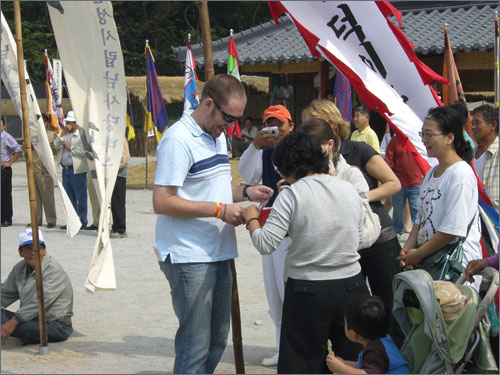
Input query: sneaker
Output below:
<box><xmin>261</xmin><ymin>352</ymin><xmax>279</xmax><ymax>367</ymax></box>
<box><xmin>46</xmin><ymin>223</ymin><xmax>56</xmax><ymax>228</ymax></box>
<box><xmin>84</xmin><ymin>224</ymin><xmax>98</xmax><ymax>230</ymax></box>
<box><xmin>59</xmin><ymin>225</ymin><xmax>67</xmax><ymax>230</ymax></box>
<box><xmin>1</xmin><ymin>221</ymin><xmax>12</xmax><ymax>227</ymax></box>
<box><xmin>110</xmin><ymin>231</ymin><xmax>128</xmax><ymax>239</ymax></box>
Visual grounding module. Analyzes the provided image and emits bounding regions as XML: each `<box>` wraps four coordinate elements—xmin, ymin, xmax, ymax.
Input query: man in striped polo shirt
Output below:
<box><xmin>153</xmin><ymin>74</ymin><xmax>273</xmax><ymax>374</ymax></box>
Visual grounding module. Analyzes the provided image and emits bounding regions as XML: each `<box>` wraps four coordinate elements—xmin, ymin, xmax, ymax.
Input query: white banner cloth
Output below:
<box><xmin>0</xmin><ymin>12</ymin><xmax>81</xmax><ymax>237</ymax></box>
<box><xmin>273</xmin><ymin>1</ymin><xmax>446</xmax><ymax>170</ymax></box>
<box><xmin>48</xmin><ymin>1</ymin><xmax>127</xmax><ymax>292</ymax></box>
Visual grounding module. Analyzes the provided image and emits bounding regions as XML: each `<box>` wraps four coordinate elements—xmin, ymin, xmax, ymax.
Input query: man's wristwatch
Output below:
<box><xmin>242</xmin><ymin>185</ymin><xmax>250</xmax><ymax>200</ymax></box>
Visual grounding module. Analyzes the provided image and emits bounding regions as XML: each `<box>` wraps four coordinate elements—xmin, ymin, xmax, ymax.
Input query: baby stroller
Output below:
<box><xmin>392</xmin><ymin>268</ymin><xmax>499</xmax><ymax>374</ymax></box>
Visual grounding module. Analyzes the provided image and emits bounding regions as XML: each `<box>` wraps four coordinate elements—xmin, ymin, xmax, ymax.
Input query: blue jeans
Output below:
<box><xmin>392</xmin><ymin>184</ymin><xmax>421</xmax><ymax>234</ymax></box>
<box><xmin>62</xmin><ymin>168</ymin><xmax>88</xmax><ymax>226</ymax></box>
<box><xmin>159</xmin><ymin>256</ymin><xmax>233</xmax><ymax>374</ymax></box>
<box><xmin>1</xmin><ymin>309</ymin><xmax>73</xmax><ymax>345</ymax></box>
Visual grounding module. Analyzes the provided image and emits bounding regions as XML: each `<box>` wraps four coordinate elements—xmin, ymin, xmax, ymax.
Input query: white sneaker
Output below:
<box><xmin>261</xmin><ymin>352</ymin><xmax>279</xmax><ymax>367</ymax></box>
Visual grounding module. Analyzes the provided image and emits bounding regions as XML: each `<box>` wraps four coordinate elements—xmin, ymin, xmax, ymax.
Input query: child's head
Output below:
<box><xmin>344</xmin><ymin>295</ymin><xmax>389</xmax><ymax>341</ymax></box>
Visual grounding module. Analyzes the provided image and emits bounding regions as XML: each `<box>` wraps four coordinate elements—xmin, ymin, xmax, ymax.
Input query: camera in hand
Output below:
<box><xmin>262</xmin><ymin>126</ymin><xmax>279</xmax><ymax>136</ymax></box>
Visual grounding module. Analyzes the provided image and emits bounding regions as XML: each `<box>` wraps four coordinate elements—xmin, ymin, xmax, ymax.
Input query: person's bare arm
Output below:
<box><xmin>364</xmin><ymin>154</ymin><xmax>401</xmax><ymax>202</ymax></box>
<box><xmin>398</xmin><ymin>231</ymin><xmax>455</xmax><ymax>267</ymax></box>
<box><xmin>152</xmin><ymin>185</ymin><xmax>245</xmax><ymax>226</ymax></box>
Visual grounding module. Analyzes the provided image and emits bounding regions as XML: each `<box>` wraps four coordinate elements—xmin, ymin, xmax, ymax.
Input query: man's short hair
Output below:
<box><xmin>244</xmin><ymin>116</ymin><xmax>253</xmax><ymax>123</ymax></box>
<box><xmin>472</xmin><ymin>104</ymin><xmax>499</xmax><ymax>133</ymax></box>
<box><xmin>200</xmin><ymin>74</ymin><xmax>246</xmax><ymax>107</ymax></box>
<box><xmin>344</xmin><ymin>295</ymin><xmax>389</xmax><ymax>340</ymax></box>
<box><xmin>42</xmin><ymin>113</ymin><xmax>49</xmax><ymax>123</ymax></box>
<box><xmin>353</xmin><ymin>105</ymin><xmax>369</xmax><ymax>117</ymax></box>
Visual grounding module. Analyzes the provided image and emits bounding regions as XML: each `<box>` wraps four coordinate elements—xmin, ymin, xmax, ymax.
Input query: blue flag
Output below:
<box><xmin>145</xmin><ymin>45</ymin><xmax>168</xmax><ymax>142</ymax></box>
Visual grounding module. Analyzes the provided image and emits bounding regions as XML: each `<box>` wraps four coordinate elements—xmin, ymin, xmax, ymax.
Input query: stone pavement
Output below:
<box><xmin>0</xmin><ymin>161</ymin><xmax>276</xmax><ymax>374</ymax></box>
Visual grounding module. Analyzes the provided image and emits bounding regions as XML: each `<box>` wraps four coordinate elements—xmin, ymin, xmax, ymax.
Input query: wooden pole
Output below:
<box><xmin>13</xmin><ymin>1</ymin><xmax>49</xmax><ymax>355</ymax></box>
<box><xmin>229</xmin><ymin>259</ymin><xmax>245</xmax><ymax>374</ymax></box>
<box><xmin>199</xmin><ymin>3</ymin><xmax>245</xmax><ymax>373</ymax></box>
<box><xmin>199</xmin><ymin>1</ymin><xmax>214</xmax><ymax>80</ymax></box>
<box><xmin>144</xmin><ymin>40</ymin><xmax>149</xmax><ymax>189</ymax></box>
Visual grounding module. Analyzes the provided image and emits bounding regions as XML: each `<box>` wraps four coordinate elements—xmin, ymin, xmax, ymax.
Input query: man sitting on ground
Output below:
<box><xmin>1</xmin><ymin>229</ymin><xmax>73</xmax><ymax>345</ymax></box>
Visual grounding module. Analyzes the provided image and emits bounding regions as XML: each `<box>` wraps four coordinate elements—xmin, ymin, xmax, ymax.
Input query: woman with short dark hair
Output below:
<box><xmin>244</xmin><ymin>132</ymin><xmax>369</xmax><ymax>374</ymax></box>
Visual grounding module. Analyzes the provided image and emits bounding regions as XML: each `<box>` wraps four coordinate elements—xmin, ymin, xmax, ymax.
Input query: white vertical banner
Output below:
<box><xmin>0</xmin><ymin>12</ymin><xmax>81</xmax><ymax>237</ymax></box>
<box><xmin>48</xmin><ymin>1</ymin><xmax>127</xmax><ymax>292</ymax></box>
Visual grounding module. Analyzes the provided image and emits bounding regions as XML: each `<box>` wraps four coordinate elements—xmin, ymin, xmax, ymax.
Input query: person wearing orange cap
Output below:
<box><xmin>238</xmin><ymin>104</ymin><xmax>294</xmax><ymax>366</ymax></box>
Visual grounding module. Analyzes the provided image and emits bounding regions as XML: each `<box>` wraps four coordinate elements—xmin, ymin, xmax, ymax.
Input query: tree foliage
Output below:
<box><xmin>1</xmin><ymin>1</ymin><xmax>272</xmax><ymax>83</ymax></box>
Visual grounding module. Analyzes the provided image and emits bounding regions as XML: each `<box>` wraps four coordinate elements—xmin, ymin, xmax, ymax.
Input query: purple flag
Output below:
<box><xmin>333</xmin><ymin>70</ymin><xmax>352</xmax><ymax>121</ymax></box>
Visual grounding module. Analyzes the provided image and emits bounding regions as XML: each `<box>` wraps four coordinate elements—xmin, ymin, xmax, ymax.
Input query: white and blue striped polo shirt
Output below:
<box><xmin>154</xmin><ymin>112</ymin><xmax>237</xmax><ymax>263</ymax></box>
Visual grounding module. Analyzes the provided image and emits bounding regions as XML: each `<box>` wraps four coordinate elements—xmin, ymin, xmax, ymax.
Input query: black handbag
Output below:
<box><xmin>418</xmin><ymin>216</ymin><xmax>475</xmax><ymax>283</ymax></box>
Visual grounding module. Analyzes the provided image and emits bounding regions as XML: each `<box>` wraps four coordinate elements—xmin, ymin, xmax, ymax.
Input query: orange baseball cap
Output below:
<box><xmin>263</xmin><ymin>105</ymin><xmax>292</xmax><ymax>123</ymax></box>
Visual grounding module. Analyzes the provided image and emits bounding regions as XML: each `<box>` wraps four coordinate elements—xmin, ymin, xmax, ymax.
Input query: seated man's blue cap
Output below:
<box><xmin>19</xmin><ymin>229</ymin><xmax>45</xmax><ymax>247</ymax></box>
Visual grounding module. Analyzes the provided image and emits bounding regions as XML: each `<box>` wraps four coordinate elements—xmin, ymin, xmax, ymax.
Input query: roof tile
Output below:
<box><xmin>172</xmin><ymin>3</ymin><xmax>499</xmax><ymax>67</ymax></box>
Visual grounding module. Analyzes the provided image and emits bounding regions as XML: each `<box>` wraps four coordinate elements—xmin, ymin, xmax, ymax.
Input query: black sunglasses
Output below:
<box><xmin>208</xmin><ymin>93</ymin><xmax>239</xmax><ymax>123</ymax></box>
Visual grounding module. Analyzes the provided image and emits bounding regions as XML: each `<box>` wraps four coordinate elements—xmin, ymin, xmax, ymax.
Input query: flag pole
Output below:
<box><xmin>13</xmin><ymin>1</ymin><xmax>49</xmax><ymax>355</ymax></box>
<box><xmin>199</xmin><ymin>4</ymin><xmax>245</xmax><ymax>373</ymax></box>
<box><xmin>144</xmin><ymin>39</ymin><xmax>149</xmax><ymax>190</ymax></box>
<box><xmin>495</xmin><ymin>12</ymin><xmax>499</xmax><ymax>108</ymax></box>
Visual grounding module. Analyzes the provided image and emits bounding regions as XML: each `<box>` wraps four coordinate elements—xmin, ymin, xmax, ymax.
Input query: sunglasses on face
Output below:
<box><xmin>208</xmin><ymin>93</ymin><xmax>239</xmax><ymax>123</ymax></box>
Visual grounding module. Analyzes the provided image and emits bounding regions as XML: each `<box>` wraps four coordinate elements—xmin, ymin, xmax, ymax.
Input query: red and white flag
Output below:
<box><xmin>269</xmin><ymin>1</ymin><xmax>449</xmax><ymax>173</ymax></box>
<box><xmin>226</xmin><ymin>30</ymin><xmax>242</xmax><ymax>138</ymax></box>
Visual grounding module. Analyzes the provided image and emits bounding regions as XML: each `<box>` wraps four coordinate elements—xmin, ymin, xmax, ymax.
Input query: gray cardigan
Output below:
<box><xmin>251</xmin><ymin>174</ymin><xmax>363</xmax><ymax>281</ymax></box>
<box><xmin>1</xmin><ymin>255</ymin><xmax>73</xmax><ymax>325</ymax></box>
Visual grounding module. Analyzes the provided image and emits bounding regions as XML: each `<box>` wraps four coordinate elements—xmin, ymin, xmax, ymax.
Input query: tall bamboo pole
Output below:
<box><xmin>199</xmin><ymin>2</ymin><xmax>214</xmax><ymax>80</ymax></box>
<box><xmin>13</xmin><ymin>1</ymin><xmax>49</xmax><ymax>355</ymax></box>
<box><xmin>199</xmin><ymin>2</ymin><xmax>245</xmax><ymax>373</ymax></box>
<box><xmin>144</xmin><ymin>40</ymin><xmax>149</xmax><ymax>189</ymax></box>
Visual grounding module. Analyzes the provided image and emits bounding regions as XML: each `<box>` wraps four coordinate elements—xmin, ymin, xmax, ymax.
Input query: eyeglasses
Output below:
<box><xmin>208</xmin><ymin>94</ymin><xmax>239</xmax><ymax>123</ymax></box>
<box><xmin>419</xmin><ymin>131</ymin><xmax>443</xmax><ymax>140</ymax></box>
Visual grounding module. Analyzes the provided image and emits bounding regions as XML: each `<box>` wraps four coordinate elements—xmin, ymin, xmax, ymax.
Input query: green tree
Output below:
<box><xmin>1</xmin><ymin>2</ymin><xmax>272</xmax><ymax>82</ymax></box>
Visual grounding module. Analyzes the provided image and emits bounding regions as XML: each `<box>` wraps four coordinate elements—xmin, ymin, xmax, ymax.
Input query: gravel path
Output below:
<box><xmin>1</xmin><ymin>161</ymin><xmax>277</xmax><ymax>374</ymax></box>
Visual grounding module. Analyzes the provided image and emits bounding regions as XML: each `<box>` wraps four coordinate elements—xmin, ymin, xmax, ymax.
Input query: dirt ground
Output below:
<box><xmin>126</xmin><ymin>159</ymin><xmax>244</xmax><ymax>189</ymax></box>
<box><xmin>0</xmin><ymin>159</ymin><xmax>276</xmax><ymax>374</ymax></box>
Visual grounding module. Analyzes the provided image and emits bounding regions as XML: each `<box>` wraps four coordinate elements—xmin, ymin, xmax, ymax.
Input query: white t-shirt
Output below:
<box><xmin>474</xmin><ymin>152</ymin><xmax>486</xmax><ymax>182</ymax></box>
<box><xmin>416</xmin><ymin>161</ymin><xmax>482</xmax><ymax>269</ymax></box>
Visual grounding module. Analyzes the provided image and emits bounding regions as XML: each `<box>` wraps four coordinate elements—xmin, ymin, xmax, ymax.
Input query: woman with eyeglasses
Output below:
<box><xmin>244</xmin><ymin>132</ymin><xmax>369</xmax><ymax>374</ymax></box>
<box><xmin>397</xmin><ymin>106</ymin><xmax>482</xmax><ymax>285</ymax></box>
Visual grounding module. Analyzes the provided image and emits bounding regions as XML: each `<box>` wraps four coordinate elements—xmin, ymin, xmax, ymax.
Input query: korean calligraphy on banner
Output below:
<box><xmin>48</xmin><ymin>1</ymin><xmax>127</xmax><ymax>292</ymax></box>
<box><xmin>270</xmin><ymin>1</ymin><xmax>449</xmax><ymax>173</ymax></box>
<box><xmin>0</xmin><ymin>12</ymin><xmax>81</xmax><ymax>236</ymax></box>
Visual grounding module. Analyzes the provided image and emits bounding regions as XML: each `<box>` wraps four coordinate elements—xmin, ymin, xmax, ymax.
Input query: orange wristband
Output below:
<box><xmin>214</xmin><ymin>202</ymin><xmax>222</xmax><ymax>218</ymax></box>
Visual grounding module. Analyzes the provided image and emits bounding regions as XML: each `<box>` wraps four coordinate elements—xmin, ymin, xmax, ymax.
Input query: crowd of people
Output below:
<box><xmin>1</xmin><ymin>73</ymin><xmax>499</xmax><ymax>374</ymax></box>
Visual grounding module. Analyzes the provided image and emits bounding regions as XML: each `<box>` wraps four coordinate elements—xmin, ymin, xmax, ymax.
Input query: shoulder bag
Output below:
<box><xmin>418</xmin><ymin>215</ymin><xmax>475</xmax><ymax>283</ymax></box>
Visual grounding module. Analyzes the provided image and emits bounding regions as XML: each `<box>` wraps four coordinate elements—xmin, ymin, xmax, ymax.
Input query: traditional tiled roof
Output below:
<box><xmin>172</xmin><ymin>2</ymin><xmax>499</xmax><ymax>68</ymax></box>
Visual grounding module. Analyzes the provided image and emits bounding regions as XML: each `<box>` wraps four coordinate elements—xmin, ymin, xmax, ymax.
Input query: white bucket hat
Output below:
<box><xmin>19</xmin><ymin>228</ymin><xmax>45</xmax><ymax>247</ymax></box>
<box><xmin>65</xmin><ymin>111</ymin><xmax>76</xmax><ymax>122</ymax></box>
